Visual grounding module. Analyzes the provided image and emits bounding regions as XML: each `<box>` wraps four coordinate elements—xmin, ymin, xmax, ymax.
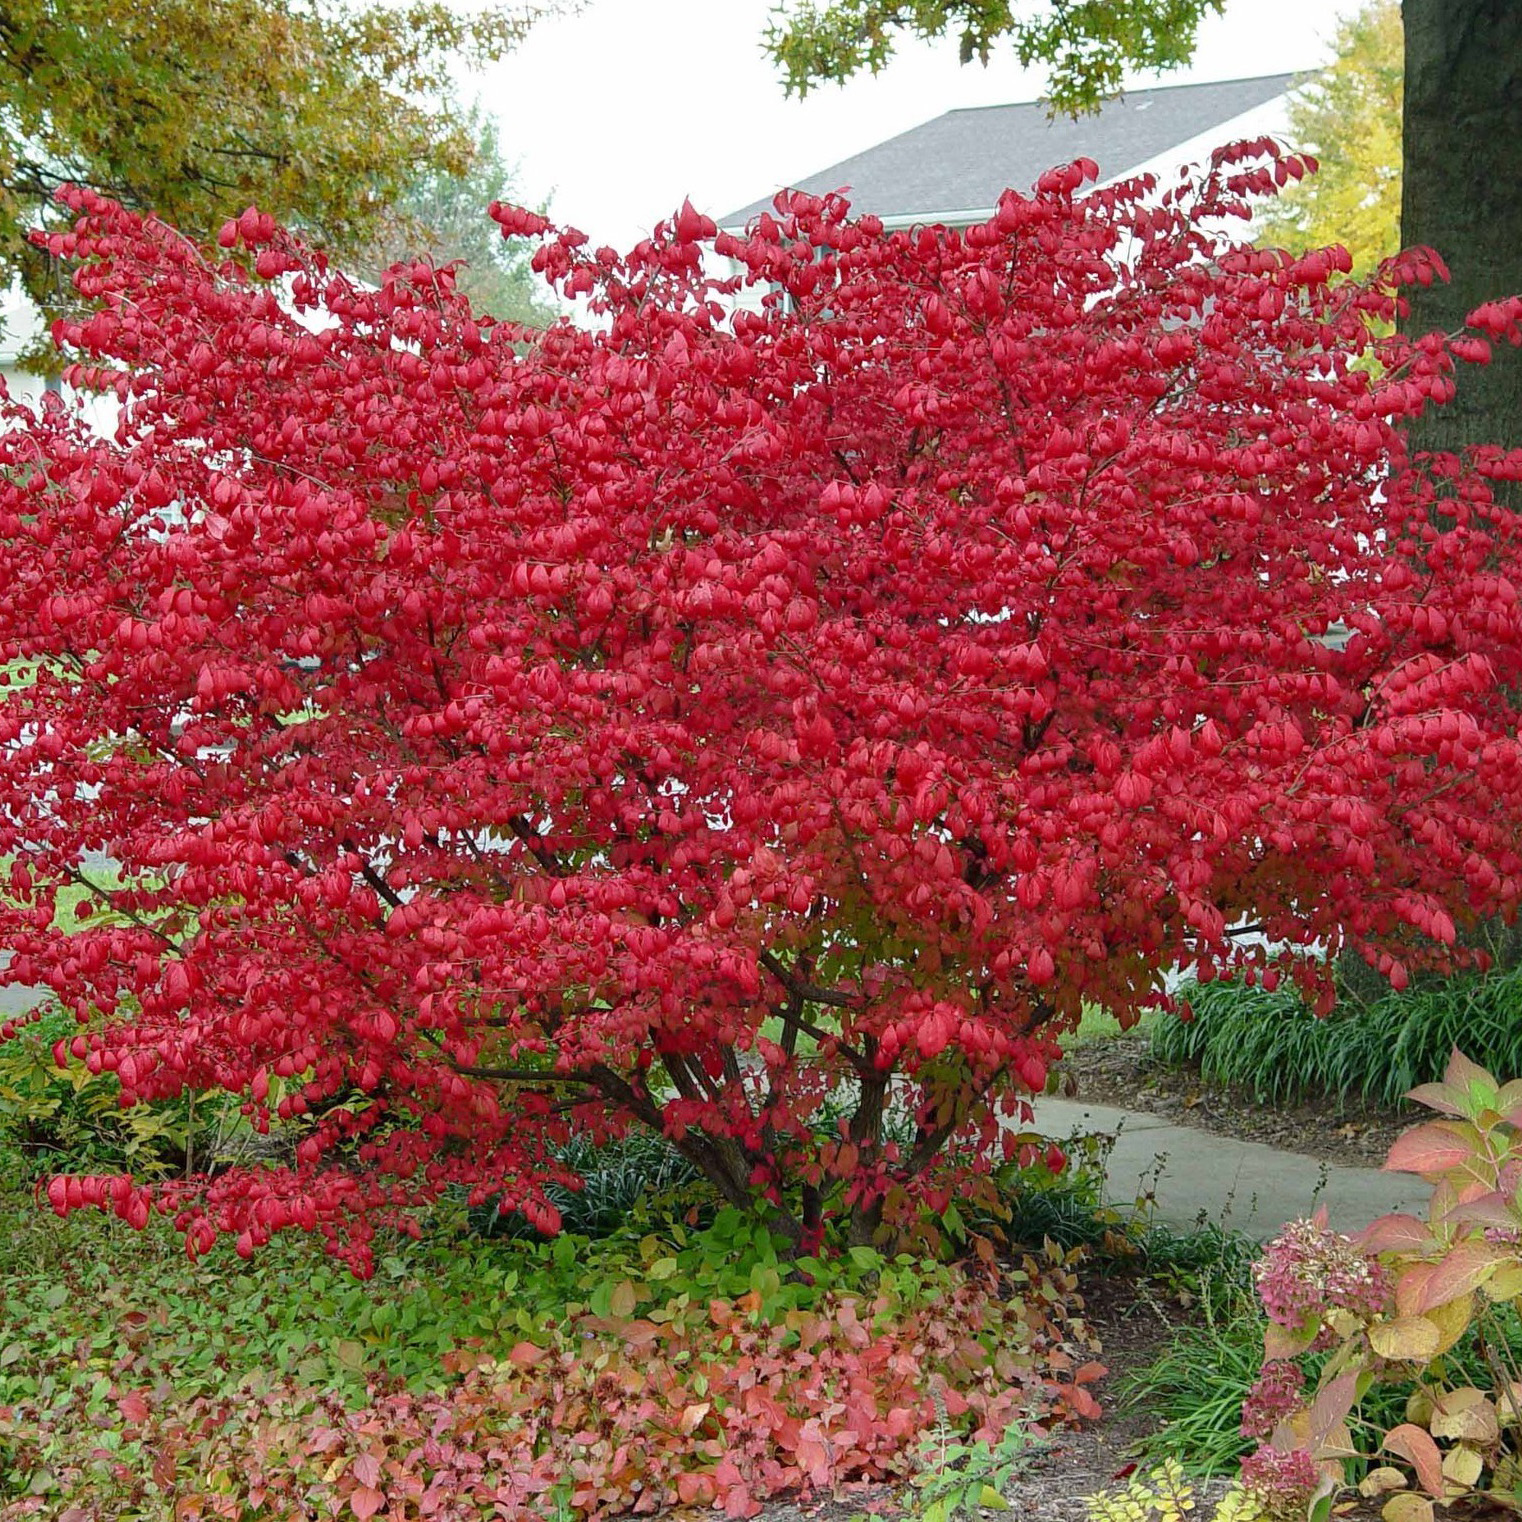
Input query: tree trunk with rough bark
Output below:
<box><xmin>1400</xmin><ymin>0</ymin><xmax>1522</xmax><ymax>457</ymax></box>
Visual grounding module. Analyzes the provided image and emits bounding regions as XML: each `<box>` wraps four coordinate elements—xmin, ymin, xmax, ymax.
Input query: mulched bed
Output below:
<box><xmin>993</xmin><ymin>1276</ymin><xmax>1207</xmax><ymax>1521</ymax></box>
<box><xmin>1055</xmin><ymin>1030</ymin><xmax>1409</xmax><ymax>1169</ymax></box>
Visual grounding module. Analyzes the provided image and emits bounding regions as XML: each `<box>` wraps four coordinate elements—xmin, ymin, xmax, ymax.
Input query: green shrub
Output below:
<box><xmin>0</xmin><ymin>1007</ymin><xmax>206</xmax><ymax>1178</ymax></box>
<box><xmin>1150</xmin><ymin>965</ymin><xmax>1522</xmax><ymax>1110</ymax></box>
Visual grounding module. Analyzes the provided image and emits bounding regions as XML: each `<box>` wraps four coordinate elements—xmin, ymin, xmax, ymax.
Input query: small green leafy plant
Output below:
<box><xmin>912</xmin><ymin>1407</ymin><xmax>1050</xmax><ymax>1521</ymax></box>
<box><xmin>1086</xmin><ymin>1460</ymin><xmax>1268</xmax><ymax>1522</ymax></box>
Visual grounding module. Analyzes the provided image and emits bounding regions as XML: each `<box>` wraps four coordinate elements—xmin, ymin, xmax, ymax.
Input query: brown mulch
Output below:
<box><xmin>992</xmin><ymin>1276</ymin><xmax>1198</xmax><ymax>1521</ymax></box>
<box><xmin>1055</xmin><ymin>1030</ymin><xmax>1409</xmax><ymax>1169</ymax></box>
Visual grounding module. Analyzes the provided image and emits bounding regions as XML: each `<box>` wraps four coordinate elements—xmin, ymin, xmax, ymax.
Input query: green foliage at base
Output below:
<box><xmin>1151</xmin><ymin>967</ymin><xmax>1522</xmax><ymax>1110</ymax></box>
<box><xmin>0</xmin><ymin>1137</ymin><xmax>1099</xmax><ymax>1518</ymax></box>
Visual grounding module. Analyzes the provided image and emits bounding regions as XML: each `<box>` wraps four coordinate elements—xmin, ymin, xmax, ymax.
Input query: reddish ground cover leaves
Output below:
<box><xmin>0</xmin><ymin>1262</ymin><xmax>1098</xmax><ymax>1519</ymax></box>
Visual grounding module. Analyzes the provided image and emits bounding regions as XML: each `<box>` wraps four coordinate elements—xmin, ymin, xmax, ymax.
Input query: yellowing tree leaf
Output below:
<box><xmin>1423</xmin><ymin>1293</ymin><xmax>1474</xmax><ymax>1356</ymax></box>
<box><xmin>1482</xmin><ymin>1262</ymin><xmax>1522</xmax><ymax>1302</ymax></box>
<box><xmin>1439</xmin><ymin>1444</ymin><xmax>1484</xmax><ymax>1489</ymax></box>
<box><xmin>1359</xmin><ymin>1466</ymin><xmax>1409</xmax><ymax>1497</ymax></box>
<box><xmin>1382</xmin><ymin>1494</ymin><xmax>1434</xmax><ymax>1522</ymax></box>
<box><xmin>1264</xmin><ymin>1318</ymin><xmax>1319</xmax><ymax>1360</ymax></box>
<box><xmin>1368</xmin><ymin>1316</ymin><xmax>1441</xmax><ymax>1363</ymax></box>
<box><xmin>1430</xmin><ymin>1387</ymin><xmax>1498</xmax><ymax>1444</ymax></box>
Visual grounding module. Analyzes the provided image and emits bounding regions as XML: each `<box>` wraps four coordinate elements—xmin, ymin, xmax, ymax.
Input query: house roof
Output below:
<box><xmin>721</xmin><ymin>72</ymin><xmax>1295</xmax><ymax>231</ymax></box>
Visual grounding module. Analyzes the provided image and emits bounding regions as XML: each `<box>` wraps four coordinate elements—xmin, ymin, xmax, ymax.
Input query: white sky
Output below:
<box><xmin>466</xmin><ymin>0</ymin><xmax>1366</xmax><ymax>252</ymax></box>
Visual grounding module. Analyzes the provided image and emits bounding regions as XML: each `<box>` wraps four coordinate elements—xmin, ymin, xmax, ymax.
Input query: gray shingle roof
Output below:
<box><xmin>721</xmin><ymin>72</ymin><xmax>1295</xmax><ymax>230</ymax></box>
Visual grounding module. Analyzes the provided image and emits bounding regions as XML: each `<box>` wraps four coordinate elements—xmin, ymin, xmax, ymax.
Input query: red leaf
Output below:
<box><xmin>1384</xmin><ymin>1423</ymin><xmax>1446</xmax><ymax>1496</ymax></box>
<box><xmin>349</xmin><ymin>1486</ymin><xmax>386</xmax><ymax>1521</ymax></box>
<box><xmin>351</xmin><ymin>1454</ymin><xmax>382</xmax><ymax>1490</ymax></box>
<box><xmin>678</xmin><ymin>1472</ymin><xmax>717</xmax><ymax>1505</ymax></box>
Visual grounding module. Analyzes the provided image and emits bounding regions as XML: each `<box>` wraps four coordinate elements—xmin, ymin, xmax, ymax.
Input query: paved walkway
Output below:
<box><xmin>1028</xmin><ymin>1097</ymin><xmax>1428</xmax><ymax>1240</ymax></box>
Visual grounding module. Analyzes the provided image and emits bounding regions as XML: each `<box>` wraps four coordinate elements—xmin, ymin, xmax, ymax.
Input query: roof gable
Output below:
<box><xmin>721</xmin><ymin>72</ymin><xmax>1295</xmax><ymax>229</ymax></box>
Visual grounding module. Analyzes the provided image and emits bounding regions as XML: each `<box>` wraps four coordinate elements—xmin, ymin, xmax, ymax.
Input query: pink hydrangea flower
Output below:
<box><xmin>1254</xmin><ymin>1214</ymin><xmax>1390</xmax><ymax>1331</ymax></box>
<box><xmin>1240</xmin><ymin>1360</ymin><xmax>1305</xmax><ymax>1439</ymax></box>
<box><xmin>1240</xmin><ymin>1444</ymin><xmax>1318</xmax><ymax>1512</ymax></box>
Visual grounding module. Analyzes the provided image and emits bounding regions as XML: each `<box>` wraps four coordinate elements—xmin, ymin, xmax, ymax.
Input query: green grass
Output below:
<box><xmin>1063</xmin><ymin>1002</ymin><xmax>1156</xmax><ymax>1049</ymax></box>
<box><xmin>1151</xmin><ymin>966</ymin><xmax>1522</xmax><ymax>1110</ymax></box>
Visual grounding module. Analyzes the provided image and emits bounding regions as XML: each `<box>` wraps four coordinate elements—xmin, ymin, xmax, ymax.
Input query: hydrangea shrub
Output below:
<box><xmin>1244</xmin><ymin>1052</ymin><xmax>1522</xmax><ymax>1520</ymax></box>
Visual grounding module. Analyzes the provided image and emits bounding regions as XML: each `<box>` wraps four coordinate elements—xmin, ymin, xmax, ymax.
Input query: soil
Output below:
<box><xmin>1055</xmin><ymin>1030</ymin><xmax>1409</xmax><ymax>1170</ymax></box>
<box><xmin>993</xmin><ymin>1276</ymin><xmax>1204</xmax><ymax>1521</ymax></box>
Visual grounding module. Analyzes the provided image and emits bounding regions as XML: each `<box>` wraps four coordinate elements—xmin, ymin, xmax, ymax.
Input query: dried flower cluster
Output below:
<box><xmin>1253</xmin><ymin>1213</ymin><xmax>1391</xmax><ymax>1332</ymax></box>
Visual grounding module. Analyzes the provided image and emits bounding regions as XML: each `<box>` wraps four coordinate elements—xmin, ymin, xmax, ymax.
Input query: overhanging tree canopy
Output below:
<box><xmin>0</xmin><ymin>0</ymin><xmax>563</xmax><ymax>345</ymax></box>
<box><xmin>766</xmin><ymin>0</ymin><xmax>1522</xmax><ymax>457</ymax></box>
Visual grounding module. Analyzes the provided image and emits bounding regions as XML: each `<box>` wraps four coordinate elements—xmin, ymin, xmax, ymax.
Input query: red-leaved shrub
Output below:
<box><xmin>3</xmin><ymin>144</ymin><xmax>1522</xmax><ymax>1267</ymax></box>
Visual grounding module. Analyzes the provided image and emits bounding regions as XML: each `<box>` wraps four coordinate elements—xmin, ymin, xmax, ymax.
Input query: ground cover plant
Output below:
<box><xmin>1151</xmin><ymin>966</ymin><xmax>1522</xmax><ymax>1112</ymax></box>
<box><xmin>0</xmin><ymin>1131</ymin><xmax>1107</xmax><ymax>1520</ymax></box>
<box><xmin>1</xmin><ymin>149</ymin><xmax>1521</xmax><ymax>1276</ymax></box>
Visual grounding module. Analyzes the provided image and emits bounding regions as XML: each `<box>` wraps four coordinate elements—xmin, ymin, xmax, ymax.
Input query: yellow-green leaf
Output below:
<box><xmin>1368</xmin><ymin>1316</ymin><xmax>1441</xmax><ymax>1363</ymax></box>
<box><xmin>1382</xmin><ymin>1494</ymin><xmax>1434</xmax><ymax>1522</ymax></box>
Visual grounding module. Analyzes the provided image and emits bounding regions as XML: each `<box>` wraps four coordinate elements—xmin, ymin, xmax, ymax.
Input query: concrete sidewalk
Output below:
<box><xmin>1028</xmin><ymin>1098</ymin><xmax>1429</xmax><ymax>1240</ymax></box>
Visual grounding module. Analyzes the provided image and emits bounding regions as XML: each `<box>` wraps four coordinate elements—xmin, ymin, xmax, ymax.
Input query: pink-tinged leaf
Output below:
<box><xmin>1309</xmin><ymin>1372</ymin><xmax>1359</xmax><ymax>1444</ymax></box>
<box><xmin>1411</xmin><ymin>1240</ymin><xmax>1505</xmax><ymax>1312</ymax></box>
<box><xmin>1442</xmin><ymin>1049</ymin><xmax>1499</xmax><ymax>1108</ymax></box>
<box><xmin>677</xmin><ymin>1473</ymin><xmax>717</xmax><ymax>1506</ymax></box>
<box><xmin>1404</xmin><ymin>1083</ymin><xmax>1465</xmax><ymax>1118</ymax></box>
<box><xmin>1384</xmin><ymin>1122</ymin><xmax>1477</xmax><ymax>1176</ymax></box>
<box><xmin>1395</xmin><ymin>1263</ymin><xmax>1437</xmax><ymax>1319</ymax></box>
<box><xmin>350</xmin><ymin>1486</ymin><xmax>386</xmax><ymax>1521</ymax></box>
<box><xmin>351</xmin><ymin>1454</ymin><xmax>382</xmax><ymax>1490</ymax></box>
<box><xmin>1384</xmin><ymin>1424</ymin><xmax>1445</xmax><ymax>1497</ymax></box>
<box><xmin>1358</xmin><ymin>1214</ymin><xmax>1433</xmax><ymax>1253</ymax></box>
<box><xmin>116</xmin><ymin>1390</ymin><xmax>150</xmax><ymax>1424</ymax></box>
<box><xmin>1437</xmin><ymin>1194</ymin><xmax>1517</xmax><ymax>1233</ymax></box>
<box><xmin>724</xmin><ymin>1483</ymin><xmax>760</xmax><ymax>1519</ymax></box>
